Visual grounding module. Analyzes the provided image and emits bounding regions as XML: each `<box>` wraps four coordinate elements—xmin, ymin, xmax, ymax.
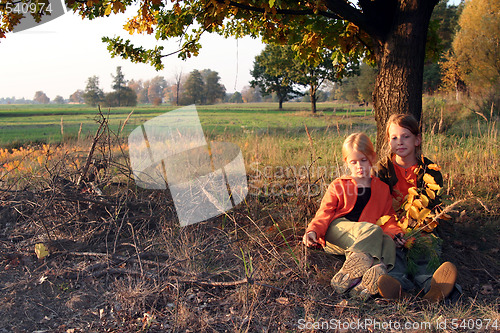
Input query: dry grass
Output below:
<box><xmin>0</xmin><ymin>112</ymin><xmax>498</xmax><ymax>332</ymax></box>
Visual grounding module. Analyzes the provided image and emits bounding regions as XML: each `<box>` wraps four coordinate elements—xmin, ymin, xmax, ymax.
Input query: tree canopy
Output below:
<box><xmin>250</xmin><ymin>44</ymin><xmax>303</xmax><ymax>110</ymax></box>
<box><xmin>83</xmin><ymin>76</ymin><xmax>104</xmax><ymax>107</ymax></box>
<box><xmin>452</xmin><ymin>0</ymin><xmax>499</xmax><ymax>92</ymax></box>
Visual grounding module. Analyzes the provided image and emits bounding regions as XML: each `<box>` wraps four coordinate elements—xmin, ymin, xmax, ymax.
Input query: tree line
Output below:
<box><xmin>81</xmin><ymin>67</ymin><xmax>226</xmax><ymax>107</ymax></box>
<box><xmin>7</xmin><ymin>67</ymin><xmax>227</xmax><ymax>107</ymax></box>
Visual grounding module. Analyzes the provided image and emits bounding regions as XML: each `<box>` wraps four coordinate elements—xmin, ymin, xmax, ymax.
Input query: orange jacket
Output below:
<box><xmin>305</xmin><ymin>176</ymin><xmax>402</xmax><ymax>247</ymax></box>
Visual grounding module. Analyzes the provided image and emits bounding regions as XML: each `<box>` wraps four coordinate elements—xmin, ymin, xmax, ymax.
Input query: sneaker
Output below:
<box><xmin>350</xmin><ymin>264</ymin><xmax>387</xmax><ymax>298</ymax></box>
<box><xmin>377</xmin><ymin>274</ymin><xmax>408</xmax><ymax>300</ymax></box>
<box><xmin>331</xmin><ymin>252</ymin><xmax>373</xmax><ymax>293</ymax></box>
<box><xmin>423</xmin><ymin>262</ymin><xmax>457</xmax><ymax>303</ymax></box>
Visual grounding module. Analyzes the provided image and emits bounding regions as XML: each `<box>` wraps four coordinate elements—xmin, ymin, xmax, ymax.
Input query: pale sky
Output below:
<box><xmin>0</xmin><ymin>6</ymin><xmax>265</xmax><ymax>100</ymax></box>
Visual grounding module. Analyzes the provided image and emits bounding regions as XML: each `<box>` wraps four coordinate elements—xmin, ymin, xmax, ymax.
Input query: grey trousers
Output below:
<box><xmin>389</xmin><ymin>248</ymin><xmax>462</xmax><ymax>302</ymax></box>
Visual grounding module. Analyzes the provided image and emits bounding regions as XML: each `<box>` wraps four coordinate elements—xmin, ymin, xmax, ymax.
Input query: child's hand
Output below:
<box><xmin>394</xmin><ymin>233</ymin><xmax>407</xmax><ymax>248</ymax></box>
<box><xmin>303</xmin><ymin>231</ymin><xmax>319</xmax><ymax>248</ymax></box>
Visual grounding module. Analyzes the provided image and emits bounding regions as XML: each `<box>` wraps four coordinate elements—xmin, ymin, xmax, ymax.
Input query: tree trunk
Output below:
<box><xmin>278</xmin><ymin>98</ymin><xmax>283</xmax><ymax>110</ymax></box>
<box><xmin>310</xmin><ymin>85</ymin><xmax>317</xmax><ymax>114</ymax></box>
<box><xmin>371</xmin><ymin>1</ymin><xmax>437</xmax><ymax>153</ymax></box>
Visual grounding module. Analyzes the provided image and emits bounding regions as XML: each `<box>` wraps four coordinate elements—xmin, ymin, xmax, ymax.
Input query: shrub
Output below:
<box><xmin>422</xmin><ymin>95</ymin><xmax>469</xmax><ymax>133</ymax></box>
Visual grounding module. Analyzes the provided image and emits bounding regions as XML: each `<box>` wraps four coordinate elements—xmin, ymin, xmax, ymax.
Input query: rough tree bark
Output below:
<box><xmin>326</xmin><ymin>0</ymin><xmax>439</xmax><ymax>153</ymax></box>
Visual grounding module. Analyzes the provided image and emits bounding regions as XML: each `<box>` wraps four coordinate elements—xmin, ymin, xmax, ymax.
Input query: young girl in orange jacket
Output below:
<box><xmin>303</xmin><ymin>132</ymin><xmax>404</xmax><ymax>297</ymax></box>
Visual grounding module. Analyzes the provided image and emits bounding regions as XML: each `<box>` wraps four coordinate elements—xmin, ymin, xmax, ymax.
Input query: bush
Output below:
<box><xmin>422</xmin><ymin>95</ymin><xmax>469</xmax><ymax>133</ymax></box>
<box><xmin>103</xmin><ymin>89</ymin><xmax>138</xmax><ymax>107</ymax></box>
<box><xmin>469</xmin><ymin>86</ymin><xmax>500</xmax><ymax>122</ymax></box>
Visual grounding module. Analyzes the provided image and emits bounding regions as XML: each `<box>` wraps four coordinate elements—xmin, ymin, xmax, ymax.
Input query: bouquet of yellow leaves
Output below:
<box><xmin>377</xmin><ymin>162</ymin><xmax>452</xmax><ymax>275</ymax></box>
<box><xmin>398</xmin><ymin>164</ymin><xmax>451</xmax><ymax>234</ymax></box>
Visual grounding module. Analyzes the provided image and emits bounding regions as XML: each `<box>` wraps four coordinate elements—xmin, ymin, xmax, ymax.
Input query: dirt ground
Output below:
<box><xmin>0</xmin><ymin>184</ymin><xmax>499</xmax><ymax>333</ymax></box>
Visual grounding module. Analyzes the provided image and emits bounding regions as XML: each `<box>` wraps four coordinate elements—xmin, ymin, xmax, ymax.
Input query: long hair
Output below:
<box><xmin>385</xmin><ymin>113</ymin><xmax>422</xmax><ymax>159</ymax></box>
<box><xmin>342</xmin><ymin>132</ymin><xmax>377</xmax><ymax>166</ymax></box>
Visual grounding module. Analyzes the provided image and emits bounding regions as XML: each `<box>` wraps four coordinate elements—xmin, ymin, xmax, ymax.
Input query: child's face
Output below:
<box><xmin>345</xmin><ymin>150</ymin><xmax>372</xmax><ymax>180</ymax></box>
<box><xmin>388</xmin><ymin>123</ymin><xmax>421</xmax><ymax>159</ymax></box>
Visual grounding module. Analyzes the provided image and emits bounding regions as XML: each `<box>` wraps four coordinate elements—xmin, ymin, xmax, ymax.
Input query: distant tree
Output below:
<box><xmin>228</xmin><ymin>92</ymin><xmax>244</xmax><ymax>103</ymax></box>
<box><xmin>112</xmin><ymin>66</ymin><xmax>126</xmax><ymax>92</ymax></box>
<box><xmin>336</xmin><ymin>78</ymin><xmax>359</xmax><ymax>103</ymax></box>
<box><xmin>250</xmin><ymin>45</ymin><xmax>302</xmax><ymax>110</ymax></box>
<box><xmin>202</xmin><ymin>70</ymin><xmax>226</xmax><ymax>104</ymax></box>
<box><xmin>440</xmin><ymin>51</ymin><xmax>467</xmax><ymax>100</ymax></box>
<box><xmin>356</xmin><ymin>64</ymin><xmax>378</xmax><ymax>103</ymax></box>
<box><xmin>69</xmin><ymin>89</ymin><xmax>84</xmax><ymax>104</ymax></box>
<box><xmin>182</xmin><ymin>70</ymin><xmax>205</xmax><ymax>105</ymax></box>
<box><xmin>173</xmin><ymin>69</ymin><xmax>183</xmax><ymax>106</ymax></box>
<box><xmin>293</xmin><ymin>49</ymin><xmax>356</xmax><ymax>113</ymax></box>
<box><xmin>452</xmin><ymin>0</ymin><xmax>500</xmax><ymax>92</ymax></box>
<box><xmin>104</xmin><ymin>90</ymin><xmax>137</xmax><ymax>107</ymax></box>
<box><xmin>129</xmin><ymin>79</ymin><xmax>149</xmax><ymax>104</ymax></box>
<box><xmin>53</xmin><ymin>95</ymin><xmax>65</xmax><ymax>104</ymax></box>
<box><xmin>423</xmin><ymin>1</ymin><xmax>462</xmax><ymax>94</ymax></box>
<box><xmin>140</xmin><ymin>80</ymin><xmax>151</xmax><ymax>104</ymax></box>
<box><xmin>83</xmin><ymin>76</ymin><xmax>104</xmax><ymax>107</ymax></box>
<box><xmin>34</xmin><ymin>91</ymin><xmax>50</xmax><ymax>104</ymax></box>
<box><xmin>109</xmin><ymin>66</ymin><xmax>129</xmax><ymax>106</ymax></box>
<box><xmin>241</xmin><ymin>86</ymin><xmax>262</xmax><ymax>103</ymax></box>
<box><xmin>148</xmin><ymin>76</ymin><xmax>168</xmax><ymax>106</ymax></box>
<box><xmin>334</xmin><ymin>63</ymin><xmax>376</xmax><ymax>104</ymax></box>
<box><xmin>105</xmin><ymin>67</ymin><xmax>137</xmax><ymax>107</ymax></box>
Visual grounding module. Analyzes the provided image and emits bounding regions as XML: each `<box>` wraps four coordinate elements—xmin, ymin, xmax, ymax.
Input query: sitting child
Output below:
<box><xmin>303</xmin><ymin>133</ymin><xmax>403</xmax><ymax>297</ymax></box>
<box><xmin>376</xmin><ymin>113</ymin><xmax>460</xmax><ymax>303</ymax></box>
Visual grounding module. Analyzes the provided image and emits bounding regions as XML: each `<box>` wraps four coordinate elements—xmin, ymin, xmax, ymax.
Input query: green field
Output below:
<box><xmin>0</xmin><ymin>102</ymin><xmax>373</xmax><ymax>147</ymax></box>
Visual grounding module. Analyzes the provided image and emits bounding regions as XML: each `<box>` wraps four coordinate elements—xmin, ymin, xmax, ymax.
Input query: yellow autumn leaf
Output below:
<box><xmin>407</xmin><ymin>193</ymin><xmax>415</xmax><ymax>203</ymax></box>
<box><xmin>397</xmin><ymin>218</ymin><xmax>408</xmax><ymax>232</ymax></box>
<box><xmin>104</xmin><ymin>2</ymin><xmax>112</xmax><ymax>16</ymax></box>
<box><xmin>423</xmin><ymin>220</ymin><xmax>439</xmax><ymax>232</ymax></box>
<box><xmin>418</xmin><ymin>208</ymin><xmax>431</xmax><ymax>220</ymax></box>
<box><xmin>427</xmin><ymin>183</ymin><xmax>441</xmax><ymax>191</ymax></box>
<box><xmin>408</xmin><ymin>187</ymin><xmax>419</xmax><ymax>196</ymax></box>
<box><xmin>35</xmin><ymin>243</ymin><xmax>49</xmax><ymax>259</ymax></box>
<box><xmin>409</xmin><ymin>206</ymin><xmax>419</xmax><ymax>219</ymax></box>
<box><xmin>376</xmin><ymin>215</ymin><xmax>392</xmax><ymax>226</ymax></box>
<box><xmin>425</xmin><ymin>187</ymin><xmax>436</xmax><ymax>199</ymax></box>
<box><xmin>428</xmin><ymin>164</ymin><xmax>441</xmax><ymax>171</ymax></box>
<box><xmin>413</xmin><ymin>199</ymin><xmax>423</xmax><ymax>209</ymax></box>
<box><xmin>420</xmin><ymin>194</ymin><xmax>429</xmax><ymax>207</ymax></box>
<box><xmin>423</xmin><ymin>173</ymin><xmax>436</xmax><ymax>184</ymax></box>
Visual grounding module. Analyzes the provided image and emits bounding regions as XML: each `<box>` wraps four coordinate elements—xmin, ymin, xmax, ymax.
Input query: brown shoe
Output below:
<box><xmin>351</xmin><ymin>264</ymin><xmax>388</xmax><ymax>298</ymax></box>
<box><xmin>423</xmin><ymin>262</ymin><xmax>457</xmax><ymax>303</ymax></box>
<box><xmin>331</xmin><ymin>252</ymin><xmax>373</xmax><ymax>293</ymax></box>
<box><xmin>377</xmin><ymin>274</ymin><xmax>407</xmax><ymax>300</ymax></box>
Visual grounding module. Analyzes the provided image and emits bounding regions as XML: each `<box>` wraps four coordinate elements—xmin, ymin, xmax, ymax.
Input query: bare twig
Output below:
<box><xmin>77</xmin><ymin>107</ymin><xmax>107</xmax><ymax>187</ymax></box>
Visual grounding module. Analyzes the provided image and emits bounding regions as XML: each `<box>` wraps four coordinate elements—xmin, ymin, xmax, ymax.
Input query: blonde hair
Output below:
<box><xmin>342</xmin><ymin>132</ymin><xmax>376</xmax><ymax>165</ymax></box>
<box><xmin>385</xmin><ymin>113</ymin><xmax>422</xmax><ymax>158</ymax></box>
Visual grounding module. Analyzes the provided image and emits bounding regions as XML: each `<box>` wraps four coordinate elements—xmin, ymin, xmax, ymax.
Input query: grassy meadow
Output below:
<box><xmin>0</xmin><ymin>102</ymin><xmax>498</xmax><ymax>332</ymax></box>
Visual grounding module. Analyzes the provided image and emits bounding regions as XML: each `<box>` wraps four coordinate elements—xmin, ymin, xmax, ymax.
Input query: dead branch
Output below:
<box><xmin>77</xmin><ymin>107</ymin><xmax>108</xmax><ymax>187</ymax></box>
